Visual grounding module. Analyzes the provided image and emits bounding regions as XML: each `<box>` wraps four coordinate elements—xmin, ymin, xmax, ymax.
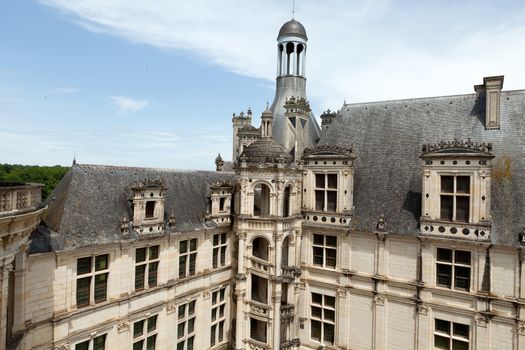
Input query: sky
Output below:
<box><xmin>1</xmin><ymin>1</ymin><xmax>525</xmax><ymax>169</ymax></box>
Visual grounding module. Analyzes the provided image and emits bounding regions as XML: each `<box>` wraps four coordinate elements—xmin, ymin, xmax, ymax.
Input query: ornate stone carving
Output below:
<box><xmin>235</xmin><ymin>273</ymin><xmax>247</xmax><ymax>281</ymax></box>
<box><xmin>215</xmin><ymin>153</ymin><xmax>224</xmax><ymax>171</ymax></box>
<box><xmin>131</xmin><ymin>178</ymin><xmax>166</xmax><ymax>191</ymax></box>
<box><xmin>337</xmin><ymin>287</ymin><xmax>347</xmax><ymax>297</ymax></box>
<box><xmin>517</xmin><ymin>321</ymin><xmax>525</xmax><ymax>335</ymax></box>
<box><xmin>374</xmin><ymin>294</ymin><xmax>385</xmax><ymax>306</ymax></box>
<box><xmin>302</xmin><ymin>145</ymin><xmax>356</xmax><ymax>159</ymax></box>
<box><xmin>475</xmin><ymin>314</ymin><xmax>489</xmax><ymax>327</ymax></box>
<box><xmin>166</xmin><ymin>302</ymin><xmax>176</xmax><ymax>314</ymax></box>
<box><xmin>117</xmin><ymin>321</ymin><xmax>129</xmax><ymax>333</ymax></box>
<box><xmin>417</xmin><ymin>303</ymin><xmax>429</xmax><ymax>315</ymax></box>
<box><xmin>54</xmin><ymin>343</ymin><xmax>70</xmax><ymax>350</ymax></box>
<box><xmin>376</xmin><ymin>214</ymin><xmax>386</xmax><ymax>232</ymax></box>
<box><xmin>202</xmin><ymin>290</ymin><xmax>210</xmax><ymax>299</ymax></box>
<box><xmin>421</xmin><ymin>138</ymin><xmax>494</xmax><ymax>157</ymax></box>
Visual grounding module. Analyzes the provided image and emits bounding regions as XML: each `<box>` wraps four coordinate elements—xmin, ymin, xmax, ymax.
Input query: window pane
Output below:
<box><xmin>212</xmin><ymin>248</ymin><xmax>219</xmax><ymax>269</ymax></box>
<box><xmin>220</xmin><ymin>288</ymin><xmax>225</xmax><ymax>301</ymax></box>
<box><xmin>441</xmin><ymin>176</ymin><xmax>454</xmax><ymax>193</ymax></box>
<box><xmin>220</xmin><ymin>246</ymin><xmax>226</xmax><ymax>265</ymax></box>
<box><xmin>326</xmin><ymin>191</ymin><xmax>337</xmax><ymax>212</ymax></box>
<box><xmin>311</xmin><ymin>320</ymin><xmax>322</xmax><ymax>341</ymax></box>
<box><xmin>177</xmin><ymin>322</ymin><xmax>185</xmax><ymax>338</ymax></box>
<box><xmin>455</xmin><ymin>251</ymin><xmax>471</xmax><ymax>265</ymax></box>
<box><xmin>325</xmin><ymin>235</ymin><xmax>337</xmax><ymax>247</ymax></box>
<box><xmin>177</xmin><ymin>342</ymin><xmax>184</xmax><ymax>350</ymax></box>
<box><xmin>315</xmin><ymin>191</ymin><xmax>324</xmax><ymax>211</ymax></box>
<box><xmin>221</xmin><ymin>233</ymin><xmax>226</xmax><ymax>244</ymax></box>
<box><xmin>135</xmin><ymin>265</ymin><xmax>145</xmax><ymax>290</ymax></box>
<box><xmin>94</xmin><ymin>273</ymin><xmax>108</xmax><ymax>303</ymax></box>
<box><xmin>180</xmin><ymin>240</ymin><xmax>187</xmax><ymax>254</ymax></box>
<box><xmin>313</xmin><ymin>247</ymin><xmax>324</xmax><ymax>266</ymax></box>
<box><xmin>133</xmin><ymin>340</ymin><xmax>143</xmax><ymax>350</ymax></box>
<box><xmin>452</xmin><ymin>339</ymin><xmax>469</xmax><ymax>350</ymax></box>
<box><xmin>219</xmin><ymin>304</ymin><xmax>225</xmax><ymax>318</ymax></box>
<box><xmin>455</xmin><ymin>266</ymin><xmax>471</xmax><ymax>290</ymax></box>
<box><xmin>324</xmin><ymin>309</ymin><xmax>335</xmax><ymax>321</ymax></box>
<box><xmin>323</xmin><ymin>323</ymin><xmax>335</xmax><ymax>345</ymax></box>
<box><xmin>149</xmin><ymin>246</ymin><xmax>159</xmax><ymax>260</ymax></box>
<box><xmin>436</xmin><ymin>264</ymin><xmax>452</xmax><ymax>288</ymax></box>
<box><xmin>211</xmin><ymin>308</ymin><xmax>217</xmax><ymax>321</ymax></box>
<box><xmin>213</xmin><ymin>234</ymin><xmax>219</xmax><ymax>246</ymax></box>
<box><xmin>315</xmin><ymin>174</ymin><xmax>325</xmax><ymax>188</ymax></box>
<box><xmin>93</xmin><ymin>334</ymin><xmax>106</xmax><ymax>350</ymax></box>
<box><xmin>440</xmin><ymin>195</ymin><xmax>453</xmax><ymax>221</ymax></box>
<box><xmin>327</xmin><ymin>174</ymin><xmax>337</xmax><ymax>189</ymax></box>
<box><xmin>456</xmin><ymin>176</ymin><xmax>470</xmax><ymax>194</ymax></box>
<box><xmin>313</xmin><ymin>234</ymin><xmax>324</xmax><ymax>245</ymax></box>
<box><xmin>77</xmin><ymin>257</ymin><xmax>91</xmax><ymax>275</ymax></box>
<box><xmin>133</xmin><ymin>320</ymin><xmax>144</xmax><ymax>338</ymax></box>
<box><xmin>188</xmin><ymin>300</ymin><xmax>195</xmax><ymax>315</ymax></box>
<box><xmin>456</xmin><ymin>196</ymin><xmax>470</xmax><ymax>222</ymax></box>
<box><xmin>326</xmin><ymin>249</ymin><xmax>336</xmax><ymax>268</ymax></box>
<box><xmin>187</xmin><ymin>336</ymin><xmax>194</xmax><ymax>350</ymax></box>
<box><xmin>178</xmin><ymin>304</ymin><xmax>186</xmax><ymax>318</ymax></box>
<box><xmin>188</xmin><ymin>317</ymin><xmax>195</xmax><ymax>333</ymax></box>
<box><xmin>453</xmin><ymin>323</ymin><xmax>469</xmax><ymax>339</ymax></box>
<box><xmin>218</xmin><ymin>320</ymin><xmax>224</xmax><ymax>342</ymax></box>
<box><xmin>210</xmin><ymin>324</ymin><xmax>216</xmax><ymax>346</ymax></box>
<box><xmin>76</xmin><ymin>277</ymin><xmax>90</xmax><ymax>306</ymax></box>
<box><xmin>190</xmin><ymin>238</ymin><xmax>197</xmax><ymax>251</ymax></box>
<box><xmin>437</xmin><ymin>248</ymin><xmax>452</xmax><ymax>262</ymax></box>
<box><xmin>189</xmin><ymin>254</ymin><xmax>196</xmax><ymax>275</ymax></box>
<box><xmin>324</xmin><ymin>295</ymin><xmax>336</xmax><ymax>308</ymax></box>
<box><xmin>75</xmin><ymin>340</ymin><xmax>89</xmax><ymax>350</ymax></box>
<box><xmin>145</xmin><ymin>201</ymin><xmax>155</xmax><ymax>218</ymax></box>
<box><xmin>179</xmin><ymin>256</ymin><xmax>186</xmax><ymax>278</ymax></box>
<box><xmin>434</xmin><ymin>335</ymin><xmax>450</xmax><ymax>350</ymax></box>
<box><xmin>435</xmin><ymin>319</ymin><xmax>450</xmax><ymax>333</ymax></box>
<box><xmin>311</xmin><ymin>306</ymin><xmax>322</xmax><ymax>318</ymax></box>
<box><xmin>148</xmin><ymin>262</ymin><xmax>158</xmax><ymax>287</ymax></box>
<box><xmin>147</xmin><ymin>315</ymin><xmax>157</xmax><ymax>332</ymax></box>
<box><xmin>136</xmin><ymin>248</ymin><xmax>146</xmax><ymax>263</ymax></box>
<box><xmin>312</xmin><ymin>293</ymin><xmax>322</xmax><ymax>305</ymax></box>
<box><xmin>95</xmin><ymin>255</ymin><xmax>108</xmax><ymax>271</ymax></box>
<box><xmin>146</xmin><ymin>335</ymin><xmax>156</xmax><ymax>350</ymax></box>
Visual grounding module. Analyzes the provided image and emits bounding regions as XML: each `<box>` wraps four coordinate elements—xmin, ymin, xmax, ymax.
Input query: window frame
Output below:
<box><xmin>434</xmin><ymin>318</ymin><xmax>470</xmax><ymax>350</ymax></box>
<box><xmin>212</xmin><ymin>233</ymin><xmax>227</xmax><ymax>269</ymax></box>
<box><xmin>439</xmin><ymin>175</ymin><xmax>471</xmax><ymax>223</ymax></box>
<box><xmin>210</xmin><ymin>287</ymin><xmax>227</xmax><ymax>347</ymax></box>
<box><xmin>134</xmin><ymin>245</ymin><xmax>160</xmax><ymax>291</ymax></box>
<box><xmin>176</xmin><ymin>299</ymin><xmax>197</xmax><ymax>350</ymax></box>
<box><xmin>74</xmin><ymin>334</ymin><xmax>107</xmax><ymax>350</ymax></box>
<box><xmin>436</xmin><ymin>248</ymin><xmax>471</xmax><ymax>291</ymax></box>
<box><xmin>179</xmin><ymin>238</ymin><xmax>198</xmax><ymax>278</ymax></box>
<box><xmin>310</xmin><ymin>292</ymin><xmax>336</xmax><ymax>346</ymax></box>
<box><xmin>314</xmin><ymin>173</ymin><xmax>338</xmax><ymax>212</ymax></box>
<box><xmin>76</xmin><ymin>253</ymin><xmax>110</xmax><ymax>308</ymax></box>
<box><xmin>312</xmin><ymin>234</ymin><xmax>337</xmax><ymax>269</ymax></box>
<box><xmin>132</xmin><ymin>314</ymin><xmax>158</xmax><ymax>350</ymax></box>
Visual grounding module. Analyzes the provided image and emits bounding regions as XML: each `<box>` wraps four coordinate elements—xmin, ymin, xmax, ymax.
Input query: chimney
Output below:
<box><xmin>474</xmin><ymin>75</ymin><xmax>504</xmax><ymax>130</ymax></box>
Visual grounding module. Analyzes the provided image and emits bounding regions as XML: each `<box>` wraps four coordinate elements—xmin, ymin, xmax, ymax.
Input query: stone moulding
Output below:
<box><xmin>302</xmin><ymin>144</ymin><xmax>356</xmax><ymax>159</ymax></box>
<box><xmin>421</xmin><ymin>139</ymin><xmax>494</xmax><ymax>158</ymax></box>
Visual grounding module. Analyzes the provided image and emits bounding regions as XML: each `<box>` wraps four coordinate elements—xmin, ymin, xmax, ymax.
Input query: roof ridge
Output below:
<box><xmin>74</xmin><ymin>163</ymin><xmax>222</xmax><ymax>174</ymax></box>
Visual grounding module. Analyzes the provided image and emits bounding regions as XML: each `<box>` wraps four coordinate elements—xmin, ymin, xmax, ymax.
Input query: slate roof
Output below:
<box><xmin>320</xmin><ymin>89</ymin><xmax>525</xmax><ymax>245</ymax></box>
<box><xmin>36</xmin><ymin>164</ymin><xmax>235</xmax><ymax>251</ymax></box>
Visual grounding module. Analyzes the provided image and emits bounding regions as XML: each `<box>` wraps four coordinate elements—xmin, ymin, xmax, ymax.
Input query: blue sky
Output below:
<box><xmin>1</xmin><ymin>1</ymin><xmax>525</xmax><ymax>169</ymax></box>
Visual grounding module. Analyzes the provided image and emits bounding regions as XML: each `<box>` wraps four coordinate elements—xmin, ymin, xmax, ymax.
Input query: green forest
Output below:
<box><xmin>0</xmin><ymin>164</ymin><xmax>70</xmax><ymax>200</ymax></box>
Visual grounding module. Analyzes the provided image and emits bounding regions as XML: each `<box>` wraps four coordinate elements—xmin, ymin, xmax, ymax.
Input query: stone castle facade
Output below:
<box><xmin>1</xmin><ymin>18</ymin><xmax>525</xmax><ymax>350</ymax></box>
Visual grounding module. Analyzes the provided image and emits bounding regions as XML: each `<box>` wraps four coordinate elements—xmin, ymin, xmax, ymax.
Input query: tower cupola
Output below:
<box><xmin>277</xmin><ymin>19</ymin><xmax>307</xmax><ymax>77</ymax></box>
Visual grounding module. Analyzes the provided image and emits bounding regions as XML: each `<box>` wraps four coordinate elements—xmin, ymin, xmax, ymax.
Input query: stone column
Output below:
<box><xmin>273</xmin><ymin>233</ymin><xmax>283</xmax><ymax>350</ymax></box>
<box><xmin>235</xmin><ymin>232</ymin><xmax>247</xmax><ymax>350</ymax></box>
<box><xmin>0</xmin><ymin>262</ymin><xmax>13</xmax><ymax>347</ymax></box>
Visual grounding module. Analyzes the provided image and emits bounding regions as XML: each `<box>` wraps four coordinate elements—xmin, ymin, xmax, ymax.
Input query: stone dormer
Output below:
<box><xmin>209</xmin><ymin>181</ymin><xmax>234</xmax><ymax>226</ymax></box>
<box><xmin>420</xmin><ymin>139</ymin><xmax>495</xmax><ymax>241</ymax></box>
<box><xmin>474</xmin><ymin>75</ymin><xmax>504</xmax><ymax>130</ymax></box>
<box><xmin>284</xmin><ymin>96</ymin><xmax>313</xmax><ymax>160</ymax></box>
<box><xmin>131</xmin><ymin>179</ymin><xmax>166</xmax><ymax>235</ymax></box>
<box><xmin>301</xmin><ymin>145</ymin><xmax>357</xmax><ymax>227</ymax></box>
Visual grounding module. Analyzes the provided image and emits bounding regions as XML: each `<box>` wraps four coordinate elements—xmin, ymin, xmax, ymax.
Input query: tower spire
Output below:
<box><xmin>292</xmin><ymin>0</ymin><xmax>295</xmax><ymax>18</ymax></box>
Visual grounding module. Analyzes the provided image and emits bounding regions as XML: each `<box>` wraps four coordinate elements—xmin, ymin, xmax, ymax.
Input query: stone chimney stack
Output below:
<box><xmin>475</xmin><ymin>75</ymin><xmax>504</xmax><ymax>130</ymax></box>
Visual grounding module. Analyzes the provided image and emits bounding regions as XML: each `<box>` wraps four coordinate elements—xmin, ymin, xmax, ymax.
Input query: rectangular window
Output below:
<box><xmin>75</xmin><ymin>334</ymin><xmax>107</xmax><ymax>350</ymax></box>
<box><xmin>145</xmin><ymin>201</ymin><xmax>156</xmax><ymax>219</ymax></box>
<box><xmin>177</xmin><ymin>300</ymin><xmax>196</xmax><ymax>350</ymax></box>
<box><xmin>310</xmin><ymin>292</ymin><xmax>335</xmax><ymax>345</ymax></box>
<box><xmin>315</xmin><ymin>174</ymin><xmax>338</xmax><ymax>212</ymax></box>
<box><xmin>135</xmin><ymin>246</ymin><xmax>160</xmax><ymax>291</ymax></box>
<box><xmin>210</xmin><ymin>287</ymin><xmax>227</xmax><ymax>347</ymax></box>
<box><xmin>219</xmin><ymin>197</ymin><xmax>225</xmax><ymax>212</ymax></box>
<box><xmin>212</xmin><ymin>233</ymin><xmax>227</xmax><ymax>269</ymax></box>
<box><xmin>434</xmin><ymin>319</ymin><xmax>469</xmax><ymax>350</ymax></box>
<box><xmin>440</xmin><ymin>175</ymin><xmax>470</xmax><ymax>222</ymax></box>
<box><xmin>436</xmin><ymin>248</ymin><xmax>471</xmax><ymax>291</ymax></box>
<box><xmin>179</xmin><ymin>239</ymin><xmax>198</xmax><ymax>278</ymax></box>
<box><xmin>133</xmin><ymin>315</ymin><xmax>158</xmax><ymax>350</ymax></box>
<box><xmin>312</xmin><ymin>234</ymin><xmax>337</xmax><ymax>269</ymax></box>
<box><xmin>250</xmin><ymin>318</ymin><xmax>267</xmax><ymax>343</ymax></box>
<box><xmin>76</xmin><ymin>254</ymin><xmax>109</xmax><ymax>307</ymax></box>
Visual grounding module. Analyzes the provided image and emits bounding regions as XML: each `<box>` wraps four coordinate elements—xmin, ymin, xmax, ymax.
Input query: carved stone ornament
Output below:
<box><xmin>215</xmin><ymin>153</ymin><xmax>224</xmax><ymax>171</ymax></box>
<box><xmin>337</xmin><ymin>287</ymin><xmax>347</xmax><ymax>298</ymax></box>
<box><xmin>517</xmin><ymin>321</ymin><xmax>525</xmax><ymax>335</ymax></box>
<box><xmin>474</xmin><ymin>314</ymin><xmax>489</xmax><ymax>327</ymax></box>
<box><xmin>166</xmin><ymin>302</ymin><xmax>176</xmax><ymax>314</ymax></box>
<box><xmin>131</xmin><ymin>178</ymin><xmax>167</xmax><ymax>191</ymax></box>
<box><xmin>117</xmin><ymin>321</ymin><xmax>129</xmax><ymax>333</ymax></box>
<box><xmin>54</xmin><ymin>343</ymin><xmax>71</xmax><ymax>350</ymax></box>
<box><xmin>374</xmin><ymin>294</ymin><xmax>385</xmax><ymax>306</ymax></box>
<box><xmin>202</xmin><ymin>290</ymin><xmax>210</xmax><ymax>299</ymax></box>
<box><xmin>302</xmin><ymin>144</ymin><xmax>356</xmax><ymax>159</ymax></box>
<box><xmin>235</xmin><ymin>273</ymin><xmax>247</xmax><ymax>281</ymax></box>
<box><xmin>417</xmin><ymin>303</ymin><xmax>429</xmax><ymax>315</ymax></box>
<box><xmin>421</xmin><ymin>138</ymin><xmax>494</xmax><ymax>157</ymax></box>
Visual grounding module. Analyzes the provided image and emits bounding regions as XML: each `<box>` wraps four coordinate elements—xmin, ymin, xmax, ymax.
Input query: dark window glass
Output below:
<box><xmin>456</xmin><ymin>176</ymin><xmax>470</xmax><ymax>194</ymax></box>
<box><xmin>177</xmin><ymin>322</ymin><xmax>185</xmax><ymax>338</ymax></box>
<box><xmin>189</xmin><ymin>254</ymin><xmax>196</xmax><ymax>275</ymax></box>
<box><xmin>133</xmin><ymin>341</ymin><xmax>143</xmax><ymax>350</ymax></box>
<box><xmin>179</xmin><ymin>256</ymin><xmax>186</xmax><ymax>278</ymax></box>
<box><xmin>218</xmin><ymin>320</ymin><xmax>224</xmax><ymax>342</ymax></box>
<box><xmin>212</xmin><ymin>248</ymin><xmax>218</xmax><ymax>269</ymax></box>
<box><xmin>313</xmin><ymin>247</ymin><xmax>324</xmax><ymax>266</ymax></box>
<box><xmin>180</xmin><ymin>241</ymin><xmax>187</xmax><ymax>254</ymax></box>
<box><xmin>178</xmin><ymin>304</ymin><xmax>185</xmax><ymax>318</ymax></box>
<box><xmin>190</xmin><ymin>239</ymin><xmax>197</xmax><ymax>251</ymax></box>
<box><xmin>221</xmin><ymin>233</ymin><xmax>226</xmax><ymax>244</ymax></box>
<box><xmin>135</xmin><ymin>265</ymin><xmax>145</xmax><ymax>290</ymax></box>
<box><xmin>312</xmin><ymin>293</ymin><xmax>322</xmax><ymax>305</ymax></box>
<box><xmin>325</xmin><ymin>235</ymin><xmax>337</xmax><ymax>247</ymax></box>
<box><xmin>149</xmin><ymin>246</ymin><xmax>159</xmax><ymax>260</ymax></box>
<box><xmin>441</xmin><ymin>176</ymin><xmax>454</xmax><ymax>193</ymax></box>
<box><xmin>311</xmin><ymin>306</ymin><xmax>322</xmax><ymax>318</ymax></box>
<box><xmin>94</xmin><ymin>273</ymin><xmax>108</xmax><ymax>303</ymax></box>
<box><xmin>315</xmin><ymin>190</ymin><xmax>324</xmax><ymax>211</ymax></box>
<box><xmin>146</xmin><ymin>334</ymin><xmax>156</xmax><ymax>350</ymax></box>
<box><xmin>77</xmin><ymin>257</ymin><xmax>91</xmax><ymax>275</ymax></box>
<box><xmin>437</xmin><ymin>248</ymin><xmax>452</xmax><ymax>262</ymax></box>
<box><xmin>325</xmin><ymin>296</ymin><xmax>336</xmax><ymax>308</ymax></box>
<box><xmin>453</xmin><ymin>323</ymin><xmax>469</xmax><ymax>338</ymax></box>
<box><xmin>93</xmin><ymin>334</ymin><xmax>106</xmax><ymax>350</ymax></box>
<box><xmin>187</xmin><ymin>337</ymin><xmax>194</xmax><ymax>350</ymax></box>
<box><xmin>76</xmin><ymin>277</ymin><xmax>90</xmax><ymax>306</ymax></box>
<box><xmin>133</xmin><ymin>320</ymin><xmax>144</xmax><ymax>338</ymax></box>
<box><xmin>136</xmin><ymin>248</ymin><xmax>146</xmax><ymax>263</ymax></box>
<box><xmin>326</xmin><ymin>249</ymin><xmax>336</xmax><ymax>268</ymax></box>
<box><xmin>95</xmin><ymin>255</ymin><xmax>108</xmax><ymax>271</ymax></box>
<box><xmin>440</xmin><ymin>195</ymin><xmax>453</xmax><ymax>221</ymax></box>
<box><xmin>210</xmin><ymin>324</ymin><xmax>216</xmax><ymax>346</ymax></box>
<box><xmin>219</xmin><ymin>197</ymin><xmax>225</xmax><ymax>211</ymax></box>
<box><xmin>456</xmin><ymin>196</ymin><xmax>470</xmax><ymax>222</ymax></box>
<box><xmin>324</xmin><ymin>309</ymin><xmax>335</xmax><ymax>321</ymax></box>
<box><xmin>313</xmin><ymin>234</ymin><xmax>324</xmax><ymax>245</ymax></box>
<box><xmin>315</xmin><ymin>174</ymin><xmax>325</xmax><ymax>188</ymax></box>
<box><xmin>147</xmin><ymin>315</ymin><xmax>157</xmax><ymax>332</ymax></box>
<box><xmin>323</xmin><ymin>323</ymin><xmax>335</xmax><ymax>344</ymax></box>
<box><xmin>188</xmin><ymin>317</ymin><xmax>195</xmax><ymax>333</ymax></box>
<box><xmin>435</xmin><ymin>319</ymin><xmax>450</xmax><ymax>333</ymax></box>
<box><xmin>220</xmin><ymin>288</ymin><xmax>225</xmax><ymax>301</ymax></box>
<box><xmin>455</xmin><ymin>251</ymin><xmax>471</xmax><ymax>265</ymax></box>
<box><xmin>148</xmin><ymin>262</ymin><xmax>158</xmax><ymax>287</ymax></box>
<box><xmin>452</xmin><ymin>339</ymin><xmax>469</xmax><ymax>350</ymax></box>
<box><xmin>454</xmin><ymin>266</ymin><xmax>471</xmax><ymax>290</ymax></box>
<box><xmin>327</xmin><ymin>174</ymin><xmax>337</xmax><ymax>189</ymax></box>
<box><xmin>75</xmin><ymin>340</ymin><xmax>89</xmax><ymax>350</ymax></box>
<box><xmin>436</xmin><ymin>264</ymin><xmax>452</xmax><ymax>287</ymax></box>
<box><xmin>189</xmin><ymin>300</ymin><xmax>195</xmax><ymax>315</ymax></box>
<box><xmin>145</xmin><ymin>201</ymin><xmax>155</xmax><ymax>218</ymax></box>
<box><xmin>219</xmin><ymin>304</ymin><xmax>225</xmax><ymax>318</ymax></box>
<box><xmin>327</xmin><ymin>191</ymin><xmax>337</xmax><ymax>212</ymax></box>
<box><xmin>434</xmin><ymin>335</ymin><xmax>450</xmax><ymax>350</ymax></box>
<box><xmin>213</xmin><ymin>234</ymin><xmax>219</xmax><ymax>246</ymax></box>
<box><xmin>220</xmin><ymin>247</ymin><xmax>226</xmax><ymax>265</ymax></box>
<box><xmin>311</xmin><ymin>320</ymin><xmax>322</xmax><ymax>341</ymax></box>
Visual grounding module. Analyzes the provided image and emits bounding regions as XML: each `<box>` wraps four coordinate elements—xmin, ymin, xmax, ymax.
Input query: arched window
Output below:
<box><xmin>252</xmin><ymin>237</ymin><xmax>269</xmax><ymax>261</ymax></box>
<box><xmin>286</xmin><ymin>42</ymin><xmax>294</xmax><ymax>74</ymax></box>
<box><xmin>296</xmin><ymin>44</ymin><xmax>304</xmax><ymax>75</ymax></box>
<box><xmin>282</xmin><ymin>235</ymin><xmax>291</xmax><ymax>267</ymax></box>
<box><xmin>283</xmin><ymin>186</ymin><xmax>291</xmax><ymax>218</ymax></box>
<box><xmin>254</xmin><ymin>184</ymin><xmax>270</xmax><ymax>217</ymax></box>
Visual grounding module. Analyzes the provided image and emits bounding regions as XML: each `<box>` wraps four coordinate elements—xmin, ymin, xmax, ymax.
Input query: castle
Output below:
<box><xmin>1</xmin><ymin>18</ymin><xmax>525</xmax><ymax>350</ymax></box>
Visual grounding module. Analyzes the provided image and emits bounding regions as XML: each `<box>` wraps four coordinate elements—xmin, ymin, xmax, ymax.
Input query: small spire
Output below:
<box><xmin>292</xmin><ymin>0</ymin><xmax>295</xmax><ymax>19</ymax></box>
<box><xmin>72</xmin><ymin>152</ymin><xmax>77</xmax><ymax>166</ymax></box>
<box><xmin>266</xmin><ymin>101</ymin><xmax>269</xmax><ymax>109</ymax></box>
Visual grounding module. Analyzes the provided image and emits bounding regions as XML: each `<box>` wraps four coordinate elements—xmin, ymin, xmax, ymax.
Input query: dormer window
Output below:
<box><xmin>209</xmin><ymin>182</ymin><xmax>233</xmax><ymax>226</ymax></box>
<box><xmin>131</xmin><ymin>179</ymin><xmax>166</xmax><ymax>235</ymax></box>
<box><xmin>145</xmin><ymin>201</ymin><xmax>156</xmax><ymax>219</ymax></box>
<box><xmin>315</xmin><ymin>174</ymin><xmax>337</xmax><ymax>212</ymax></box>
<box><xmin>420</xmin><ymin>139</ymin><xmax>494</xmax><ymax>241</ymax></box>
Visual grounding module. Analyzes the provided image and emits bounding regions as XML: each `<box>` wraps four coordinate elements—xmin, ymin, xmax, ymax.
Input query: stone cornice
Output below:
<box><xmin>421</xmin><ymin>139</ymin><xmax>494</xmax><ymax>158</ymax></box>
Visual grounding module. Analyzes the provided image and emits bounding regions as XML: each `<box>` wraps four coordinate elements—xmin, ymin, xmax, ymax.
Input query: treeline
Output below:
<box><xmin>0</xmin><ymin>164</ymin><xmax>70</xmax><ymax>199</ymax></box>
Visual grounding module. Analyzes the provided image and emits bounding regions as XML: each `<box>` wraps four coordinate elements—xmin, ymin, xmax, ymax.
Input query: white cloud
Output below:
<box><xmin>110</xmin><ymin>95</ymin><xmax>149</xmax><ymax>113</ymax></box>
<box><xmin>39</xmin><ymin>0</ymin><xmax>525</xmax><ymax>109</ymax></box>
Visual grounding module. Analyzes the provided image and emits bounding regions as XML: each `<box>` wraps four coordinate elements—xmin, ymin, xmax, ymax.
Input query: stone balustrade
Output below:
<box><xmin>0</xmin><ymin>183</ymin><xmax>42</xmax><ymax>214</ymax></box>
